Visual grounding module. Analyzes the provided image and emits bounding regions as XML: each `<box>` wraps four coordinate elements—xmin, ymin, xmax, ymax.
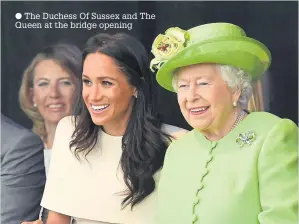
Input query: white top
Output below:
<box><xmin>41</xmin><ymin>116</ymin><xmax>187</xmax><ymax>224</ymax></box>
<box><xmin>43</xmin><ymin>148</ymin><xmax>52</xmax><ymax>177</ymax></box>
<box><xmin>38</xmin><ymin>149</ymin><xmax>52</xmax><ymax>221</ymax></box>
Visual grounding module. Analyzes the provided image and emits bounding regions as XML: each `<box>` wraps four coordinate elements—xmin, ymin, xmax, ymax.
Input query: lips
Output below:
<box><xmin>48</xmin><ymin>104</ymin><xmax>63</xmax><ymax>108</ymax></box>
<box><xmin>190</xmin><ymin>106</ymin><xmax>209</xmax><ymax>115</ymax></box>
<box><xmin>91</xmin><ymin>104</ymin><xmax>109</xmax><ymax>110</ymax></box>
<box><xmin>47</xmin><ymin>103</ymin><xmax>65</xmax><ymax>112</ymax></box>
<box><xmin>90</xmin><ymin>104</ymin><xmax>110</xmax><ymax>114</ymax></box>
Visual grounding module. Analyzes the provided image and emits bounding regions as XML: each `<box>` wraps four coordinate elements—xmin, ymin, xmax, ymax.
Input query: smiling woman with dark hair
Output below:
<box><xmin>30</xmin><ymin>33</ymin><xmax>187</xmax><ymax>224</ymax></box>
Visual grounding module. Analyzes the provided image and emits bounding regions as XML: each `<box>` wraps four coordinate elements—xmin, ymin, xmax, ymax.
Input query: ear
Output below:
<box><xmin>29</xmin><ymin>87</ymin><xmax>36</xmax><ymax>106</ymax></box>
<box><xmin>232</xmin><ymin>87</ymin><xmax>241</xmax><ymax>104</ymax></box>
<box><xmin>133</xmin><ymin>87</ymin><xmax>138</xmax><ymax>98</ymax></box>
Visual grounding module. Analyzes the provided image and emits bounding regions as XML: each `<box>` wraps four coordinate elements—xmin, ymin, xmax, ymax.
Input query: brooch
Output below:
<box><xmin>236</xmin><ymin>131</ymin><xmax>256</xmax><ymax>147</ymax></box>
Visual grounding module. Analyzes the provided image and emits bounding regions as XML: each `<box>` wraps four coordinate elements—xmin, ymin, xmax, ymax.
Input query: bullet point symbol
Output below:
<box><xmin>15</xmin><ymin>13</ymin><xmax>22</xmax><ymax>19</ymax></box>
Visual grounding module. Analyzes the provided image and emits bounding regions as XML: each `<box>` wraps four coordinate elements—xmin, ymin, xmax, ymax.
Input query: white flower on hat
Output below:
<box><xmin>150</xmin><ymin>27</ymin><xmax>188</xmax><ymax>72</ymax></box>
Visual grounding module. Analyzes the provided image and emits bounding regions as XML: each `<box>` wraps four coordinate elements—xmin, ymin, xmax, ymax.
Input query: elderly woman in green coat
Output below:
<box><xmin>150</xmin><ymin>22</ymin><xmax>298</xmax><ymax>224</ymax></box>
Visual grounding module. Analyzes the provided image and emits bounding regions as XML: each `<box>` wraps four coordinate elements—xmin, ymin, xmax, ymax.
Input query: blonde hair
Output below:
<box><xmin>247</xmin><ymin>80</ymin><xmax>264</xmax><ymax>111</ymax></box>
<box><xmin>19</xmin><ymin>43</ymin><xmax>82</xmax><ymax>142</ymax></box>
<box><xmin>19</xmin><ymin>55</ymin><xmax>49</xmax><ymax>142</ymax></box>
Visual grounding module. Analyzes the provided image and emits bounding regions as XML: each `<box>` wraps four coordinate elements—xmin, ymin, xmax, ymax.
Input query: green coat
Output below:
<box><xmin>156</xmin><ymin>112</ymin><xmax>298</xmax><ymax>224</ymax></box>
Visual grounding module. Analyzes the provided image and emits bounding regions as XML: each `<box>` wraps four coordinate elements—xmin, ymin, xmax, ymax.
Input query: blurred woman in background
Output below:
<box><xmin>19</xmin><ymin>43</ymin><xmax>82</xmax><ymax>222</ymax></box>
<box><xmin>19</xmin><ymin>43</ymin><xmax>81</xmax><ymax>173</ymax></box>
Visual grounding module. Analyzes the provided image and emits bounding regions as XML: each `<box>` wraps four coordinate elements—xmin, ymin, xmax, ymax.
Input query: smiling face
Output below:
<box><xmin>176</xmin><ymin>63</ymin><xmax>240</xmax><ymax>135</ymax></box>
<box><xmin>82</xmin><ymin>52</ymin><xmax>136</xmax><ymax>133</ymax></box>
<box><xmin>31</xmin><ymin>59</ymin><xmax>75</xmax><ymax>125</ymax></box>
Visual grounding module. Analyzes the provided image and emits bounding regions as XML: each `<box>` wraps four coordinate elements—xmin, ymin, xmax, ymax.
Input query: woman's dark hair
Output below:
<box><xmin>70</xmin><ymin>33</ymin><xmax>172</xmax><ymax>208</ymax></box>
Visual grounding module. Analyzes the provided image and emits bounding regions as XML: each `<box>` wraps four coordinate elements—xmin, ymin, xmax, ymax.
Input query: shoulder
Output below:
<box><xmin>263</xmin><ymin>117</ymin><xmax>298</xmax><ymax>141</ymax></box>
<box><xmin>161</xmin><ymin>123</ymin><xmax>189</xmax><ymax>140</ymax></box>
<box><xmin>246</xmin><ymin>112</ymin><xmax>297</xmax><ymax>134</ymax></box>
<box><xmin>57</xmin><ymin>115</ymin><xmax>76</xmax><ymax>130</ymax></box>
<box><xmin>1</xmin><ymin>116</ymin><xmax>44</xmax><ymax>177</ymax></box>
<box><xmin>52</xmin><ymin>116</ymin><xmax>76</xmax><ymax>150</ymax></box>
<box><xmin>245</xmin><ymin>112</ymin><xmax>297</xmax><ymax>158</ymax></box>
<box><xmin>170</xmin><ymin>129</ymin><xmax>195</xmax><ymax>145</ymax></box>
<box><xmin>54</xmin><ymin>116</ymin><xmax>77</xmax><ymax>138</ymax></box>
<box><xmin>1</xmin><ymin>115</ymin><xmax>43</xmax><ymax>156</ymax></box>
<box><xmin>248</xmin><ymin>112</ymin><xmax>282</xmax><ymax>127</ymax></box>
<box><xmin>1</xmin><ymin>114</ymin><xmax>39</xmax><ymax>139</ymax></box>
<box><xmin>163</xmin><ymin>130</ymin><xmax>196</xmax><ymax>160</ymax></box>
<box><xmin>48</xmin><ymin>116</ymin><xmax>77</xmax><ymax>158</ymax></box>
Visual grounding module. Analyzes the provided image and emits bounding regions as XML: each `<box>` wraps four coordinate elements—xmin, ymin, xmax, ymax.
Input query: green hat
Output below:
<box><xmin>150</xmin><ymin>22</ymin><xmax>271</xmax><ymax>92</ymax></box>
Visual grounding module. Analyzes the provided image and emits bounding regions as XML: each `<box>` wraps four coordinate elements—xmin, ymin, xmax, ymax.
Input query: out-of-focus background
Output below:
<box><xmin>2</xmin><ymin>1</ymin><xmax>298</xmax><ymax>129</ymax></box>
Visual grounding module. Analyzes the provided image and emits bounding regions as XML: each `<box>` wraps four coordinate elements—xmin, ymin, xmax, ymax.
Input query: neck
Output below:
<box><xmin>102</xmin><ymin>122</ymin><xmax>127</xmax><ymax>136</ymax></box>
<box><xmin>102</xmin><ymin>104</ymin><xmax>133</xmax><ymax>137</ymax></box>
<box><xmin>202</xmin><ymin>108</ymin><xmax>243</xmax><ymax>141</ymax></box>
<box><xmin>44</xmin><ymin>122</ymin><xmax>58</xmax><ymax>149</ymax></box>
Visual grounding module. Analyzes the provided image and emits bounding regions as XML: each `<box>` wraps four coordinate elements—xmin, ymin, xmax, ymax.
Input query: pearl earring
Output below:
<box><xmin>233</xmin><ymin>101</ymin><xmax>237</xmax><ymax>107</ymax></box>
<box><xmin>34</xmin><ymin>103</ymin><xmax>37</xmax><ymax>108</ymax></box>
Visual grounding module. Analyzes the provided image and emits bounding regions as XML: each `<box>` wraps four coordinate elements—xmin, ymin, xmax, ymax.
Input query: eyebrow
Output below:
<box><xmin>178</xmin><ymin>77</ymin><xmax>202</xmax><ymax>82</ymax></box>
<box><xmin>178</xmin><ymin>75</ymin><xmax>211</xmax><ymax>82</ymax></box>
<box><xmin>82</xmin><ymin>74</ymin><xmax>117</xmax><ymax>81</ymax></box>
<box><xmin>35</xmin><ymin>77</ymin><xmax>72</xmax><ymax>82</ymax></box>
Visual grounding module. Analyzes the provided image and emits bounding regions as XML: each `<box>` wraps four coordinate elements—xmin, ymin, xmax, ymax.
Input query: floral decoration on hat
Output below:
<box><xmin>150</xmin><ymin>27</ymin><xmax>188</xmax><ymax>72</ymax></box>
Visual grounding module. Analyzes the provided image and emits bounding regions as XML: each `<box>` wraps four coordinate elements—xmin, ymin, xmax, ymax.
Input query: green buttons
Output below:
<box><xmin>196</xmin><ymin>183</ymin><xmax>204</xmax><ymax>197</ymax></box>
<box><xmin>201</xmin><ymin>167</ymin><xmax>209</xmax><ymax>182</ymax></box>
<box><xmin>191</xmin><ymin>142</ymin><xmax>218</xmax><ymax>224</ymax></box>
<box><xmin>197</xmin><ymin>183</ymin><xmax>204</xmax><ymax>191</ymax></box>
<box><xmin>206</xmin><ymin>155</ymin><xmax>213</xmax><ymax>164</ymax></box>
<box><xmin>202</xmin><ymin>168</ymin><xmax>209</xmax><ymax>178</ymax></box>
<box><xmin>192</xmin><ymin>214</ymin><xmax>198</xmax><ymax>223</ymax></box>
<box><xmin>211</xmin><ymin>141</ymin><xmax>217</xmax><ymax>148</ymax></box>
<box><xmin>193</xmin><ymin>196</ymin><xmax>200</xmax><ymax>205</ymax></box>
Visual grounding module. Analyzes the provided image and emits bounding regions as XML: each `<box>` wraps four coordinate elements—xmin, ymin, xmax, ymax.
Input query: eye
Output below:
<box><xmin>197</xmin><ymin>82</ymin><xmax>209</xmax><ymax>86</ymax></box>
<box><xmin>61</xmin><ymin>80</ymin><xmax>73</xmax><ymax>86</ymax></box>
<box><xmin>102</xmin><ymin>81</ymin><xmax>113</xmax><ymax>86</ymax></box>
<box><xmin>37</xmin><ymin>82</ymin><xmax>48</xmax><ymax>87</ymax></box>
<box><xmin>82</xmin><ymin>79</ymin><xmax>92</xmax><ymax>86</ymax></box>
<box><xmin>178</xmin><ymin>84</ymin><xmax>189</xmax><ymax>89</ymax></box>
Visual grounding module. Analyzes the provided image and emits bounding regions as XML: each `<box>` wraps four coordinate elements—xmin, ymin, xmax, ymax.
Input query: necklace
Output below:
<box><xmin>230</xmin><ymin>110</ymin><xmax>246</xmax><ymax>131</ymax></box>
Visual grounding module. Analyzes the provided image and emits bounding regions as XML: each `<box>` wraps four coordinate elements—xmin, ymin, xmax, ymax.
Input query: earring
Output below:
<box><xmin>134</xmin><ymin>92</ymin><xmax>138</xmax><ymax>98</ymax></box>
<box><xmin>233</xmin><ymin>101</ymin><xmax>237</xmax><ymax>107</ymax></box>
<box><xmin>34</xmin><ymin>103</ymin><xmax>37</xmax><ymax>108</ymax></box>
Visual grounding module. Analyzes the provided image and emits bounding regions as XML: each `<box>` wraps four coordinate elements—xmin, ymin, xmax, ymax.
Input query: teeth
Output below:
<box><xmin>191</xmin><ymin>107</ymin><xmax>207</xmax><ymax>112</ymax></box>
<box><xmin>91</xmin><ymin>104</ymin><xmax>109</xmax><ymax>110</ymax></box>
<box><xmin>49</xmin><ymin>104</ymin><xmax>63</xmax><ymax>108</ymax></box>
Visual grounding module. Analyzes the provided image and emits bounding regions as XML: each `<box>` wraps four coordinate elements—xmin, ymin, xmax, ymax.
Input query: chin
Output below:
<box><xmin>46</xmin><ymin>118</ymin><xmax>63</xmax><ymax>125</ymax></box>
<box><xmin>45</xmin><ymin>114</ymin><xmax>68</xmax><ymax>125</ymax></box>
<box><xmin>90</xmin><ymin>117</ymin><xmax>106</xmax><ymax>126</ymax></box>
<box><xmin>189</xmin><ymin>121</ymin><xmax>210</xmax><ymax>131</ymax></box>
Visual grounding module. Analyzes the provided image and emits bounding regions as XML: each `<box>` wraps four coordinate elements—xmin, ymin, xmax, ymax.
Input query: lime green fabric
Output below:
<box><xmin>156</xmin><ymin>112</ymin><xmax>298</xmax><ymax>224</ymax></box>
<box><xmin>150</xmin><ymin>23</ymin><xmax>271</xmax><ymax>92</ymax></box>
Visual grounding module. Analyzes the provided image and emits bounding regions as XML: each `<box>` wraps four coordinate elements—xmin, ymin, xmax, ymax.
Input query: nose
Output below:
<box><xmin>89</xmin><ymin>85</ymin><xmax>103</xmax><ymax>101</ymax></box>
<box><xmin>49</xmin><ymin>83</ymin><xmax>61</xmax><ymax>98</ymax></box>
<box><xmin>186</xmin><ymin>85</ymin><xmax>199</xmax><ymax>102</ymax></box>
